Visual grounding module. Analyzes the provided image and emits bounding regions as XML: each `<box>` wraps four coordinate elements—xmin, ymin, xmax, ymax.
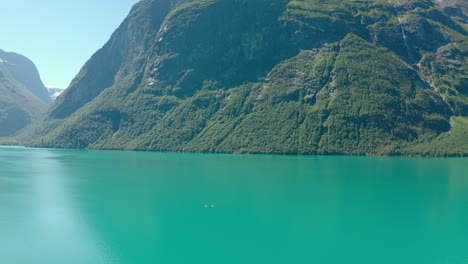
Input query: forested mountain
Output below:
<box><xmin>0</xmin><ymin>50</ymin><xmax>50</xmax><ymax>137</ymax></box>
<box><xmin>21</xmin><ymin>0</ymin><xmax>468</xmax><ymax>156</ymax></box>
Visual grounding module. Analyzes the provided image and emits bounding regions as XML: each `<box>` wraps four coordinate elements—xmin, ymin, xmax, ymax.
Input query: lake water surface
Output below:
<box><xmin>0</xmin><ymin>146</ymin><xmax>467</xmax><ymax>264</ymax></box>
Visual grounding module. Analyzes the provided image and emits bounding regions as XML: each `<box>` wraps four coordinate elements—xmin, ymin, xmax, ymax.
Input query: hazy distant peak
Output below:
<box><xmin>0</xmin><ymin>49</ymin><xmax>52</xmax><ymax>103</ymax></box>
<box><xmin>0</xmin><ymin>50</ymin><xmax>49</xmax><ymax>136</ymax></box>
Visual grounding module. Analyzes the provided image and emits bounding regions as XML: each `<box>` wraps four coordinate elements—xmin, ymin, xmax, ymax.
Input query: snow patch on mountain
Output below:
<box><xmin>46</xmin><ymin>87</ymin><xmax>65</xmax><ymax>100</ymax></box>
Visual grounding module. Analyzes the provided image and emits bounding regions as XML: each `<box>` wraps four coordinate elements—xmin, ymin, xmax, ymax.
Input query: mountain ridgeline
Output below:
<box><xmin>0</xmin><ymin>50</ymin><xmax>50</xmax><ymax>137</ymax></box>
<box><xmin>21</xmin><ymin>0</ymin><xmax>467</xmax><ymax>156</ymax></box>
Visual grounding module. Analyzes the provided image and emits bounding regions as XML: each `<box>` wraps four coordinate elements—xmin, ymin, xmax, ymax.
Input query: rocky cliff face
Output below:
<box><xmin>22</xmin><ymin>0</ymin><xmax>468</xmax><ymax>156</ymax></box>
<box><xmin>0</xmin><ymin>50</ymin><xmax>49</xmax><ymax>136</ymax></box>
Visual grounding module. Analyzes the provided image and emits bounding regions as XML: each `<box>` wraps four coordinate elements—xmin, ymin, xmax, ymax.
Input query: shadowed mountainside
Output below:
<box><xmin>0</xmin><ymin>50</ymin><xmax>50</xmax><ymax>137</ymax></box>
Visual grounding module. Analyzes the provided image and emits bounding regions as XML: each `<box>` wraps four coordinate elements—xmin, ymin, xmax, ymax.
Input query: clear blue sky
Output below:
<box><xmin>0</xmin><ymin>0</ymin><xmax>139</xmax><ymax>88</ymax></box>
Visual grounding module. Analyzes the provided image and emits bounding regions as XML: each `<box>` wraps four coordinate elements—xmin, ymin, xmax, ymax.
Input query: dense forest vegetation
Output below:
<box><xmin>16</xmin><ymin>0</ymin><xmax>467</xmax><ymax>156</ymax></box>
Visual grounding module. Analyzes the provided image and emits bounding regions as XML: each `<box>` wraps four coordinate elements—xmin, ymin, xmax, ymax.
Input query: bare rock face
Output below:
<box><xmin>21</xmin><ymin>0</ymin><xmax>467</xmax><ymax>156</ymax></box>
<box><xmin>431</xmin><ymin>0</ymin><xmax>468</xmax><ymax>22</ymax></box>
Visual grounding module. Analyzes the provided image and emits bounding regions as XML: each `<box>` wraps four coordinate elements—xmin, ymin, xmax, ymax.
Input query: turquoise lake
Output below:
<box><xmin>0</xmin><ymin>146</ymin><xmax>467</xmax><ymax>263</ymax></box>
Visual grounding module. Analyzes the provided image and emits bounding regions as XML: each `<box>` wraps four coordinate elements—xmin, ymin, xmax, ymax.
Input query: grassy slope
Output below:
<box><xmin>0</xmin><ymin>137</ymin><xmax>18</xmax><ymax>145</ymax></box>
<box><xmin>402</xmin><ymin>116</ymin><xmax>468</xmax><ymax>156</ymax></box>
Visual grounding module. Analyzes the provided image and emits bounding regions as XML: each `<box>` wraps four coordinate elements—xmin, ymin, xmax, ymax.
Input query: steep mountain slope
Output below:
<box><xmin>22</xmin><ymin>0</ymin><xmax>468</xmax><ymax>156</ymax></box>
<box><xmin>0</xmin><ymin>50</ymin><xmax>52</xmax><ymax>103</ymax></box>
<box><xmin>0</xmin><ymin>51</ymin><xmax>49</xmax><ymax>136</ymax></box>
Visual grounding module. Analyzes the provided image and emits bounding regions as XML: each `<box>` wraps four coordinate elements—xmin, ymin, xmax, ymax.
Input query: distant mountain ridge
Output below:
<box><xmin>0</xmin><ymin>50</ymin><xmax>50</xmax><ymax>136</ymax></box>
<box><xmin>0</xmin><ymin>50</ymin><xmax>52</xmax><ymax>103</ymax></box>
<box><xmin>21</xmin><ymin>0</ymin><xmax>468</xmax><ymax>156</ymax></box>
